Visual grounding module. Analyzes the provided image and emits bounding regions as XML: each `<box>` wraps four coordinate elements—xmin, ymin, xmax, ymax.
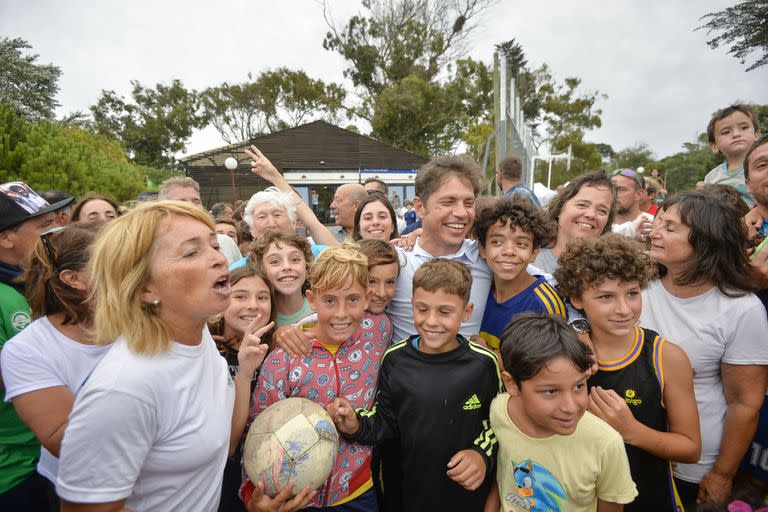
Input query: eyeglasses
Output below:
<box><xmin>40</xmin><ymin>226</ymin><xmax>66</xmax><ymax>268</ymax></box>
<box><xmin>612</xmin><ymin>169</ymin><xmax>645</xmax><ymax>189</ymax></box>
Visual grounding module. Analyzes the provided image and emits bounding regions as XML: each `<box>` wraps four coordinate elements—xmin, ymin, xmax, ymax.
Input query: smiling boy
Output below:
<box><xmin>486</xmin><ymin>313</ymin><xmax>636</xmax><ymax>512</ymax></box>
<box><xmin>241</xmin><ymin>245</ymin><xmax>391</xmax><ymax>510</ymax></box>
<box><xmin>327</xmin><ymin>259</ymin><xmax>502</xmax><ymax>512</ymax></box>
<box><xmin>474</xmin><ymin>197</ymin><xmax>564</xmax><ymax>354</ymax></box>
<box><xmin>704</xmin><ymin>104</ymin><xmax>761</xmax><ymax>207</ymax></box>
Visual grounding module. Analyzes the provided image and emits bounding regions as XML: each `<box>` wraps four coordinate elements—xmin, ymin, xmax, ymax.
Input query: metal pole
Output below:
<box><xmin>547</xmin><ymin>158</ymin><xmax>553</xmax><ymax>189</ymax></box>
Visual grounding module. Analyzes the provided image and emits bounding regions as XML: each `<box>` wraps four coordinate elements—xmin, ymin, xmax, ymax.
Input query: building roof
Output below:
<box><xmin>181</xmin><ymin>120</ymin><xmax>428</xmax><ymax>171</ymax></box>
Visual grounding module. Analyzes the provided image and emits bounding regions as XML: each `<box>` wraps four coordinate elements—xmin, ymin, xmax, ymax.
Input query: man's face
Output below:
<box><xmin>414</xmin><ymin>175</ymin><xmax>476</xmax><ymax>253</ymax></box>
<box><xmin>330</xmin><ymin>185</ymin><xmax>358</xmax><ymax>229</ymax></box>
<box><xmin>610</xmin><ymin>174</ymin><xmax>640</xmax><ymax>215</ymax></box>
<box><xmin>0</xmin><ymin>213</ymin><xmax>56</xmax><ymax>265</ymax></box>
<box><xmin>364</xmin><ymin>181</ymin><xmax>387</xmax><ymax>195</ymax></box>
<box><xmin>747</xmin><ymin>143</ymin><xmax>768</xmax><ymax>209</ymax></box>
<box><xmin>164</xmin><ymin>185</ymin><xmax>202</xmax><ymax>206</ymax></box>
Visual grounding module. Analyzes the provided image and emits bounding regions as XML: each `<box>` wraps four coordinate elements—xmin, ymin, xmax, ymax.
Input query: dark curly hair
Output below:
<box><xmin>473</xmin><ymin>196</ymin><xmax>557</xmax><ymax>249</ymax></box>
<box><xmin>554</xmin><ymin>233</ymin><xmax>657</xmax><ymax>300</ymax></box>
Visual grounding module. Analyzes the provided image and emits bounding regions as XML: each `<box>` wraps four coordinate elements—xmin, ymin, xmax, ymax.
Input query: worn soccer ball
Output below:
<box><xmin>243</xmin><ymin>397</ymin><xmax>339</xmax><ymax>497</ymax></box>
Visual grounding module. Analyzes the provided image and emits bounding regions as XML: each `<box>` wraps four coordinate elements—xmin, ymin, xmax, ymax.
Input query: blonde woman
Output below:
<box><xmin>55</xmin><ymin>201</ymin><xmax>275</xmax><ymax>512</ymax></box>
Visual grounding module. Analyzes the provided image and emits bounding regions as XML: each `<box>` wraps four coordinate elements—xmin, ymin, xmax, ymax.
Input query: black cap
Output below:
<box><xmin>0</xmin><ymin>182</ymin><xmax>72</xmax><ymax>231</ymax></box>
<box><xmin>40</xmin><ymin>190</ymin><xmax>76</xmax><ymax>209</ymax></box>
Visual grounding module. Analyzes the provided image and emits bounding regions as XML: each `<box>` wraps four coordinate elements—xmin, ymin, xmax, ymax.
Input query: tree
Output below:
<box><xmin>90</xmin><ymin>79</ymin><xmax>206</xmax><ymax>169</ymax></box>
<box><xmin>698</xmin><ymin>0</ymin><xmax>768</xmax><ymax>72</ymax></box>
<box><xmin>612</xmin><ymin>143</ymin><xmax>656</xmax><ymax>171</ymax></box>
<box><xmin>201</xmin><ymin>68</ymin><xmax>347</xmax><ymax>144</ymax></box>
<box><xmin>0</xmin><ymin>103</ymin><xmax>158</xmax><ymax>201</ymax></box>
<box><xmin>657</xmin><ymin>134</ymin><xmax>721</xmax><ymax>192</ymax></box>
<box><xmin>321</xmin><ymin>0</ymin><xmax>496</xmax><ymax>154</ymax></box>
<box><xmin>0</xmin><ymin>37</ymin><xmax>61</xmax><ymax>121</ymax></box>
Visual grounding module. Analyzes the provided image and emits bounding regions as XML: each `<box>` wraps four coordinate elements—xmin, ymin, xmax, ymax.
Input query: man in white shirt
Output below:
<box><xmin>387</xmin><ymin>155</ymin><xmax>491</xmax><ymax>341</ymax></box>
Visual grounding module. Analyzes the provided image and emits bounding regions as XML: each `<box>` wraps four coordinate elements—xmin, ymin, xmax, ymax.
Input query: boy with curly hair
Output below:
<box><xmin>554</xmin><ymin>234</ymin><xmax>701</xmax><ymax>511</ymax></box>
<box><xmin>473</xmin><ymin>196</ymin><xmax>565</xmax><ymax>354</ymax></box>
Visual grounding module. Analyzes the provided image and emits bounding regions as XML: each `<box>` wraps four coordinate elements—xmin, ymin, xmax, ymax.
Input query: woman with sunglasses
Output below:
<box><xmin>0</xmin><ymin>222</ymin><xmax>106</xmax><ymax>510</ymax></box>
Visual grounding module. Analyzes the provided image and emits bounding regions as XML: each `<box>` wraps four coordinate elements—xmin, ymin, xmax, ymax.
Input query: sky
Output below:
<box><xmin>2</xmin><ymin>0</ymin><xmax>766</xmax><ymax>160</ymax></box>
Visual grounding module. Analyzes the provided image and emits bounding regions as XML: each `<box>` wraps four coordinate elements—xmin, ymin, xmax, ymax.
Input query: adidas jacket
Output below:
<box><xmin>347</xmin><ymin>334</ymin><xmax>502</xmax><ymax>512</ymax></box>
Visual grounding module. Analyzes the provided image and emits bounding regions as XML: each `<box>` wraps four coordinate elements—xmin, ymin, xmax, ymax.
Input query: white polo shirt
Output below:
<box><xmin>387</xmin><ymin>238</ymin><xmax>492</xmax><ymax>341</ymax></box>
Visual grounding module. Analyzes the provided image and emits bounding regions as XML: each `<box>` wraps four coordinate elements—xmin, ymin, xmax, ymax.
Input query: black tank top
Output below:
<box><xmin>588</xmin><ymin>326</ymin><xmax>683</xmax><ymax>512</ymax></box>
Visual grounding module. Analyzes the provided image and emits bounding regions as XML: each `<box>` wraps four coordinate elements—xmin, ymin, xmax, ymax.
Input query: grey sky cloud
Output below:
<box><xmin>2</xmin><ymin>0</ymin><xmax>765</xmax><ymax>160</ymax></box>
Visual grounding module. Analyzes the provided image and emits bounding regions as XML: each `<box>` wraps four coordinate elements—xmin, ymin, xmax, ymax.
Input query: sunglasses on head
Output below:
<box><xmin>40</xmin><ymin>226</ymin><xmax>66</xmax><ymax>268</ymax></box>
<box><xmin>612</xmin><ymin>169</ymin><xmax>645</xmax><ymax>189</ymax></box>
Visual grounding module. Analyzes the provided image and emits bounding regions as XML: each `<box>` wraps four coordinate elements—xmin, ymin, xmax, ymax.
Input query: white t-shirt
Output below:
<box><xmin>387</xmin><ymin>238</ymin><xmax>492</xmax><ymax>341</ymax></box>
<box><xmin>56</xmin><ymin>329</ymin><xmax>235</xmax><ymax>511</ymax></box>
<box><xmin>217</xmin><ymin>233</ymin><xmax>242</xmax><ymax>265</ymax></box>
<box><xmin>1</xmin><ymin>317</ymin><xmax>110</xmax><ymax>483</ymax></box>
<box><xmin>640</xmin><ymin>279</ymin><xmax>768</xmax><ymax>483</ymax></box>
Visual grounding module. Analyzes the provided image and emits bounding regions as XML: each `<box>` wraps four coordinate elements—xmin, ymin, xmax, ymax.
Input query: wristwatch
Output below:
<box><xmin>569</xmin><ymin>319</ymin><xmax>591</xmax><ymax>334</ymax></box>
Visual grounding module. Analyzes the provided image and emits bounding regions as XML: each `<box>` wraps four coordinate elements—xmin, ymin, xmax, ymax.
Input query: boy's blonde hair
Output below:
<box><xmin>89</xmin><ymin>200</ymin><xmax>215</xmax><ymax>355</ymax></box>
<box><xmin>310</xmin><ymin>243</ymin><xmax>368</xmax><ymax>293</ymax></box>
<box><xmin>412</xmin><ymin>259</ymin><xmax>472</xmax><ymax>303</ymax></box>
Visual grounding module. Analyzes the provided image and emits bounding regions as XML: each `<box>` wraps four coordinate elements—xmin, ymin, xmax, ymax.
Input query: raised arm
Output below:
<box><xmin>244</xmin><ymin>146</ymin><xmax>338</xmax><ymax>246</ymax></box>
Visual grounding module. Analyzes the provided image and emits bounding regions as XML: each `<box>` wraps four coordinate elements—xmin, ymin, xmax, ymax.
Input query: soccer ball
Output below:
<box><xmin>243</xmin><ymin>397</ymin><xmax>339</xmax><ymax>497</ymax></box>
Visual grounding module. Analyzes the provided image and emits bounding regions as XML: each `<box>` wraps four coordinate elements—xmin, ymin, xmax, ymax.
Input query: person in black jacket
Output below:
<box><xmin>326</xmin><ymin>259</ymin><xmax>502</xmax><ymax>512</ymax></box>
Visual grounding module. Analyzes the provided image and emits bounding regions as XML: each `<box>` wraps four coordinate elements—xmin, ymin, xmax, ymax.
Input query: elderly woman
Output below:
<box><xmin>55</xmin><ymin>201</ymin><xmax>284</xmax><ymax>512</ymax></box>
<box><xmin>1</xmin><ymin>222</ymin><xmax>104</xmax><ymax>509</ymax></box>
<box><xmin>641</xmin><ymin>190</ymin><xmax>768</xmax><ymax>508</ymax></box>
<box><xmin>243</xmin><ymin>146</ymin><xmax>337</xmax><ymax>248</ymax></box>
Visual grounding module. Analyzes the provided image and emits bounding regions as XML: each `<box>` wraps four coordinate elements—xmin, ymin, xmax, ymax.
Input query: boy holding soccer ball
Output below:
<box><xmin>241</xmin><ymin>244</ymin><xmax>391</xmax><ymax>511</ymax></box>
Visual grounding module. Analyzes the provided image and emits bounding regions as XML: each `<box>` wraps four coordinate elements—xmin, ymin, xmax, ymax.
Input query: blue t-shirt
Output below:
<box><xmin>478</xmin><ymin>276</ymin><xmax>565</xmax><ymax>352</ymax></box>
<box><xmin>502</xmin><ymin>183</ymin><xmax>542</xmax><ymax>208</ymax></box>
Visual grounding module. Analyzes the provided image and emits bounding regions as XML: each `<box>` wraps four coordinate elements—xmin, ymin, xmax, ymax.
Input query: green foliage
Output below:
<box><xmin>698</xmin><ymin>0</ymin><xmax>768</xmax><ymax>72</ymax></box>
<box><xmin>657</xmin><ymin>134</ymin><xmax>721</xmax><ymax>192</ymax></box>
<box><xmin>369</xmin><ymin>58</ymin><xmax>493</xmax><ymax>155</ymax></box>
<box><xmin>612</xmin><ymin>143</ymin><xmax>657</xmax><ymax>171</ymax></box>
<box><xmin>322</xmin><ymin>0</ymin><xmax>495</xmax><ymax>155</ymax></box>
<box><xmin>90</xmin><ymin>79</ymin><xmax>206</xmax><ymax>169</ymax></box>
<box><xmin>0</xmin><ymin>37</ymin><xmax>61</xmax><ymax>121</ymax></box>
<box><xmin>0</xmin><ymin>103</ymin><xmax>157</xmax><ymax>201</ymax></box>
<box><xmin>201</xmin><ymin>68</ymin><xmax>347</xmax><ymax>144</ymax></box>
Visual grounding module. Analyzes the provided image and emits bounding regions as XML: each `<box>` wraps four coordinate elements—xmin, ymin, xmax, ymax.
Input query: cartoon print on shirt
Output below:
<box><xmin>505</xmin><ymin>459</ymin><xmax>568</xmax><ymax>511</ymax></box>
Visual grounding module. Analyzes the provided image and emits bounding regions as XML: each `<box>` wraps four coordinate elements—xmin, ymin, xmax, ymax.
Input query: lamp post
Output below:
<box><xmin>224</xmin><ymin>157</ymin><xmax>238</xmax><ymax>204</ymax></box>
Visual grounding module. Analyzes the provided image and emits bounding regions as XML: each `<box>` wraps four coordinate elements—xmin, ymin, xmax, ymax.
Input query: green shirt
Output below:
<box><xmin>0</xmin><ymin>282</ymin><xmax>38</xmax><ymax>493</ymax></box>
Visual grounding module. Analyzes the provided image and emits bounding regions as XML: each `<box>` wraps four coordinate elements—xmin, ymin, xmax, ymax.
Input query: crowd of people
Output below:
<box><xmin>0</xmin><ymin>103</ymin><xmax>767</xmax><ymax>512</ymax></box>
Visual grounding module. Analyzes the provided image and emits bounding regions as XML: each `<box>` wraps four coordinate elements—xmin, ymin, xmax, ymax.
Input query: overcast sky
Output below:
<box><xmin>2</xmin><ymin>0</ymin><xmax>766</xmax><ymax>160</ymax></box>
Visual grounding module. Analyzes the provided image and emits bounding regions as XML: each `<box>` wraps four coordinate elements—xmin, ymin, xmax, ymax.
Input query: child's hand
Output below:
<box><xmin>325</xmin><ymin>398</ymin><xmax>360</xmax><ymax>435</ymax></box>
<box><xmin>588</xmin><ymin>386</ymin><xmax>638</xmax><ymax>441</ymax></box>
<box><xmin>238</xmin><ymin>316</ymin><xmax>274</xmax><ymax>378</ymax></box>
<box><xmin>446</xmin><ymin>449</ymin><xmax>486</xmax><ymax>490</ymax></box>
<box><xmin>247</xmin><ymin>481</ymin><xmax>316</xmax><ymax>512</ymax></box>
<box><xmin>273</xmin><ymin>324</ymin><xmax>312</xmax><ymax>357</ymax></box>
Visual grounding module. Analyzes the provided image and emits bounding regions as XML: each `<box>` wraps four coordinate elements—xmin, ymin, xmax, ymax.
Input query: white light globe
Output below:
<box><xmin>636</xmin><ymin>166</ymin><xmax>645</xmax><ymax>174</ymax></box>
<box><xmin>224</xmin><ymin>157</ymin><xmax>238</xmax><ymax>170</ymax></box>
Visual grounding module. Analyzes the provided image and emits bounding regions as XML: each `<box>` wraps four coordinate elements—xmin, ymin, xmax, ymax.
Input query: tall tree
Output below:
<box><xmin>698</xmin><ymin>0</ymin><xmax>768</xmax><ymax>72</ymax></box>
<box><xmin>0</xmin><ymin>37</ymin><xmax>61</xmax><ymax>121</ymax></box>
<box><xmin>90</xmin><ymin>79</ymin><xmax>206</xmax><ymax>169</ymax></box>
<box><xmin>201</xmin><ymin>68</ymin><xmax>347</xmax><ymax>144</ymax></box>
<box><xmin>321</xmin><ymin>0</ymin><xmax>496</xmax><ymax>155</ymax></box>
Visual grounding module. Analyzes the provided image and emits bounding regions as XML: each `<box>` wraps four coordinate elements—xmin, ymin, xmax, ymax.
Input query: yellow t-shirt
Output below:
<box><xmin>490</xmin><ymin>393</ymin><xmax>637</xmax><ymax>511</ymax></box>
